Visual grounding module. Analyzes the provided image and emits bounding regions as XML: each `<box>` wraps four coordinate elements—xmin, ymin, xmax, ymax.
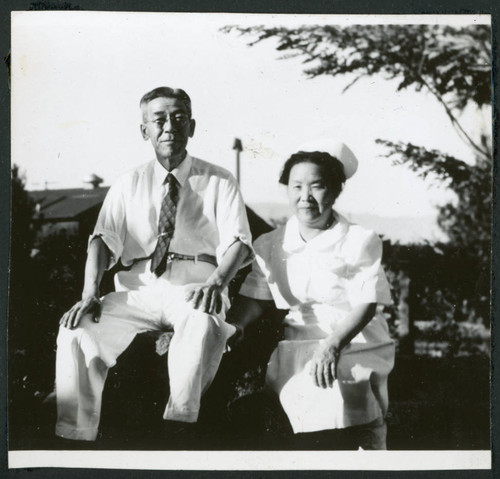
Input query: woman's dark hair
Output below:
<box><xmin>279</xmin><ymin>151</ymin><xmax>346</xmax><ymax>200</ymax></box>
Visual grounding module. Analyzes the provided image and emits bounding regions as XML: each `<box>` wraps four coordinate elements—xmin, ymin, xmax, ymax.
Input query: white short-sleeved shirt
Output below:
<box><xmin>90</xmin><ymin>154</ymin><xmax>254</xmax><ymax>271</ymax></box>
<box><xmin>239</xmin><ymin>212</ymin><xmax>395</xmax><ymax>433</ymax></box>
<box><xmin>240</xmin><ymin>212</ymin><xmax>392</xmax><ymax>340</ymax></box>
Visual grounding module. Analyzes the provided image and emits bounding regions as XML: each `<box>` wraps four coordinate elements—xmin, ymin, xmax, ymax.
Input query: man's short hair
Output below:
<box><xmin>140</xmin><ymin>87</ymin><xmax>192</xmax><ymax>119</ymax></box>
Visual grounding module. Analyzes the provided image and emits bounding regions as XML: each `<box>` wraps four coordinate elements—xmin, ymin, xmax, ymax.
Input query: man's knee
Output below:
<box><xmin>186</xmin><ymin>310</ymin><xmax>223</xmax><ymax>337</ymax></box>
<box><xmin>57</xmin><ymin>323</ymin><xmax>82</xmax><ymax>347</ymax></box>
<box><xmin>57</xmin><ymin>316</ymin><xmax>95</xmax><ymax>344</ymax></box>
<box><xmin>56</xmin><ymin>318</ymin><xmax>105</xmax><ymax>364</ymax></box>
<box><xmin>174</xmin><ymin>310</ymin><xmax>230</xmax><ymax>352</ymax></box>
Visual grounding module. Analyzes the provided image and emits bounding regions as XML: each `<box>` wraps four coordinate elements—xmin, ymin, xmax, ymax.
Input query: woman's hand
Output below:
<box><xmin>310</xmin><ymin>339</ymin><xmax>340</xmax><ymax>388</ymax></box>
<box><xmin>309</xmin><ymin>303</ymin><xmax>377</xmax><ymax>388</ymax></box>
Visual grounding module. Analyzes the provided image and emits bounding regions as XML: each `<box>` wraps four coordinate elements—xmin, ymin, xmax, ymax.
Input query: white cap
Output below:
<box><xmin>294</xmin><ymin>139</ymin><xmax>359</xmax><ymax>179</ymax></box>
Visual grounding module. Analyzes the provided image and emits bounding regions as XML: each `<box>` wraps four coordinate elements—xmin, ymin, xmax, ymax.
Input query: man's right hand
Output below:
<box><xmin>60</xmin><ymin>294</ymin><xmax>102</xmax><ymax>329</ymax></box>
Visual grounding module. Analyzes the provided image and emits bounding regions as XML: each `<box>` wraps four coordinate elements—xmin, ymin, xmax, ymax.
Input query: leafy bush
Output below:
<box><xmin>381</xmin><ymin>240</ymin><xmax>490</xmax><ymax>357</ymax></box>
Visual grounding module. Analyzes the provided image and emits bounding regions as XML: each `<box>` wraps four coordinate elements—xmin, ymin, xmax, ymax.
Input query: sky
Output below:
<box><xmin>11</xmin><ymin>12</ymin><xmax>491</xmax><ymax>231</ymax></box>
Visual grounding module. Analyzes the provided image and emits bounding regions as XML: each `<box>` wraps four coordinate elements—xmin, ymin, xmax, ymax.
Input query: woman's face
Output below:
<box><xmin>287</xmin><ymin>161</ymin><xmax>337</xmax><ymax>229</ymax></box>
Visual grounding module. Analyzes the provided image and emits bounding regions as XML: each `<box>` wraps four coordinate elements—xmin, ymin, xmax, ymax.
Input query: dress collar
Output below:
<box><xmin>153</xmin><ymin>153</ymin><xmax>192</xmax><ymax>189</ymax></box>
<box><xmin>282</xmin><ymin>210</ymin><xmax>349</xmax><ymax>253</ymax></box>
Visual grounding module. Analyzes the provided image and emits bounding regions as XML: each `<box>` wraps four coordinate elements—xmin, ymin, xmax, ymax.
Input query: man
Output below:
<box><xmin>56</xmin><ymin>87</ymin><xmax>253</xmax><ymax>441</ymax></box>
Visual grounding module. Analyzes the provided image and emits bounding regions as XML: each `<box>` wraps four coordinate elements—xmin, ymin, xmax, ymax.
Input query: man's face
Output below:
<box><xmin>140</xmin><ymin>96</ymin><xmax>195</xmax><ymax>167</ymax></box>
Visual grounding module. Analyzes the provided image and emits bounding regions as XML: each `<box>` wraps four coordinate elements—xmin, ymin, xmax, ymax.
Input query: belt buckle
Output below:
<box><xmin>166</xmin><ymin>253</ymin><xmax>173</xmax><ymax>264</ymax></box>
<box><xmin>194</xmin><ymin>254</ymin><xmax>198</xmax><ymax>265</ymax></box>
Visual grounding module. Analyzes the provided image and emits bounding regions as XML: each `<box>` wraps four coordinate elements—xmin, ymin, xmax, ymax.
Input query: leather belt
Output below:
<box><xmin>164</xmin><ymin>252</ymin><xmax>218</xmax><ymax>267</ymax></box>
<box><xmin>128</xmin><ymin>252</ymin><xmax>218</xmax><ymax>268</ymax></box>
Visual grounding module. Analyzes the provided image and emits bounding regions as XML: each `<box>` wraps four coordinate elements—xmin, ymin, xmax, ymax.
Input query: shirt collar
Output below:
<box><xmin>282</xmin><ymin>210</ymin><xmax>349</xmax><ymax>253</ymax></box>
<box><xmin>153</xmin><ymin>153</ymin><xmax>193</xmax><ymax>189</ymax></box>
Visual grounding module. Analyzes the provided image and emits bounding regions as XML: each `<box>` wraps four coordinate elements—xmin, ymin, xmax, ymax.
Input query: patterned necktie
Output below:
<box><xmin>151</xmin><ymin>173</ymin><xmax>179</xmax><ymax>276</ymax></box>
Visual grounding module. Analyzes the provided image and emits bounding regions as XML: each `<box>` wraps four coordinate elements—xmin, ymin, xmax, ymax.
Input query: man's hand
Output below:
<box><xmin>184</xmin><ymin>240</ymin><xmax>249</xmax><ymax>315</ymax></box>
<box><xmin>60</xmin><ymin>294</ymin><xmax>102</xmax><ymax>329</ymax></box>
<box><xmin>185</xmin><ymin>284</ymin><xmax>223</xmax><ymax>315</ymax></box>
<box><xmin>60</xmin><ymin>237</ymin><xmax>109</xmax><ymax>329</ymax></box>
<box><xmin>310</xmin><ymin>339</ymin><xmax>341</xmax><ymax>389</ymax></box>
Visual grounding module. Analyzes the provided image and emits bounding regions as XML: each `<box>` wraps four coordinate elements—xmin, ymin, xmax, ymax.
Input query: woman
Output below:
<box><xmin>229</xmin><ymin>139</ymin><xmax>395</xmax><ymax>450</ymax></box>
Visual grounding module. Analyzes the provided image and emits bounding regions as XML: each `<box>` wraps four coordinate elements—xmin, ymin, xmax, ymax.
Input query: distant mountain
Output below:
<box><xmin>347</xmin><ymin>212</ymin><xmax>447</xmax><ymax>244</ymax></box>
<box><xmin>248</xmin><ymin>202</ymin><xmax>448</xmax><ymax>245</ymax></box>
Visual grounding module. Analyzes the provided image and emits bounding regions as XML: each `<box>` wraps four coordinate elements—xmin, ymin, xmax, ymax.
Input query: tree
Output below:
<box><xmin>9</xmin><ymin>165</ymin><xmax>37</xmax><ymax>340</ymax></box>
<box><xmin>9</xmin><ymin>166</ymin><xmax>91</xmax><ymax>432</ymax></box>
<box><xmin>223</xmin><ymin>24</ymin><xmax>491</xmax><ymax>160</ymax></box>
<box><xmin>10</xmin><ymin>165</ymin><xmax>37</xmax><ymax>269</ymax></box>
<box><xmin>222</xmin><ymin>25</ymin><xmax>492</xmax><ymax>238</ymax></box>
<box><xmin>224</xmin><ymin>23</ymin><xmax>492</xmax><ymax>330</ymax></box>
<box><xmin>222</xmin><ymin>24</ymin><xmax>492</xmax><ymax>230</ymax></box>
<box><xmin>9</xmin><ymin>165</ymin><xmax>39</xmax><ymax>424</ymax></box>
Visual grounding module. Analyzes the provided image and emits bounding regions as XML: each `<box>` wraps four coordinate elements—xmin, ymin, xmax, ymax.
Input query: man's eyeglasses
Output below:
<box><xmin>146</xmin><ymin>114</ymin><xmax>190</xmax><ymax>128</ymax></box>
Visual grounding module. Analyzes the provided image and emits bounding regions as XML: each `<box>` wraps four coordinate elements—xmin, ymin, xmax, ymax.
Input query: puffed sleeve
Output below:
<box><xmin>88</xmin><ymin>179</ymin><xmax>127</xmax><ymax>270</ymax></box>
<box><xmin>345</xmin><ymin>230</ymin><xmax>392</xmax><ymax>307</ymax></box>
<box><xmin>215</xmin><ymin>174</ymin><xmax>255</xmax><ymax>268</ymax></box>
<box><xmin>239</xmin><ymin>236</ymin><xmax>274</xmax><ymax>301</ymax></box>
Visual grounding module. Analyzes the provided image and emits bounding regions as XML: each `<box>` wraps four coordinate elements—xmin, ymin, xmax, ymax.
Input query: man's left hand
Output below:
<box><xmin>185</xmin><ymin>284</ymin><xmax>223</xmax><ymax>315</ymax></box>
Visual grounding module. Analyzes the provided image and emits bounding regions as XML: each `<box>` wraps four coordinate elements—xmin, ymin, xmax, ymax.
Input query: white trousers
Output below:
<box><xmin>55</xmin><ymin>260</ymin><xmax>236</xmax><ymax>441</ymax></box>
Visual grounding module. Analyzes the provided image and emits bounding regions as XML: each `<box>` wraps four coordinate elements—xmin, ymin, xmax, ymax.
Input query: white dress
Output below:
<box><xmin>239</xmin><ymin>212</ymin><xmax>395</xmax><ymax>434</ymax></box>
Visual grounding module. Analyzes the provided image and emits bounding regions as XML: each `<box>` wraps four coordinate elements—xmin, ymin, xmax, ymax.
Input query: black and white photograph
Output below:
<box><xmin>7</xmin><ymin>9</ymin><xmax>493</xmax><ymax>471</ymax></box>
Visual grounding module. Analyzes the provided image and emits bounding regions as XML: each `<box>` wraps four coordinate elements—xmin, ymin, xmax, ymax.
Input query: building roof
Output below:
<box><xmin>29</xmin><ymin>187</ymin><xmax>109</xmax><ymax>220</ymax></box>
<box><xmin>28</xmin><ymin>187</ymin><xmax>272</xmax><ymax>238</ymax></box>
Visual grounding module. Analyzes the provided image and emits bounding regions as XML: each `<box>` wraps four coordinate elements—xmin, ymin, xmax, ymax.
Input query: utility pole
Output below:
<box><xmin>232</xmin><ymin>138</ymin><xmax>243</xmax><ymax>184</ymax></box>
<box><xmin>31</xmin><ymin>181</ymin><xmax>57</xmax><ymax>190</ymax></box>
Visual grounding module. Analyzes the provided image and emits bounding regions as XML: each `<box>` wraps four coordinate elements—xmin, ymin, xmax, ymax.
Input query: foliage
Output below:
<box><xmin>380</xmin><ymin>268</ymin><xmax>404</xmax><ymax>342</ymax></box>
<box><xmin>9</xmin><ymin>165</ymin><xmax>41</xmax><ymax>410</ymax></box>
<box><xmin>375</xmin><ymin>140</ymin><xmax>491</xmax><ymax>330</ymax></box>
<box><xmin>9</xmin><ymin>165</ymin><xmax>37</xmax><ymax>354</ymax></box>
<box><xmin>381</xmin><ymin>240</ymin><xmax>490</xmax><ymax>357</ymax></box>
<box><xmin>414</xmin><ymin>319</ymin><xmax>490</xmax><ymax>358</ymax></box>
<box><xmin>377</xmin><ymin>140</ymin><xmax>492</xmax><ymax>256</ymax></box>
<box><xmin>9</xmin><ymin>167</ymin><xmax>89</xmax><ymax>403</ymax></box>
<box><xmin>223</xmin><ymin>23</ymin><xmax>491</xmax><ymax>159</ymax></box>
<box><xmin>224</xmin><ymin>23</ymin><xmax>492</xmax><ymax>340</ymax></box>
<box><xmin>10</xmin><ymin>236</ymin><xmax>88</xmax><ymax>446</ymax></box>
<box><xmin>10</xmin><ymin>165</ymin><xmax>36</xmax><ymax>274</ymax></box>
<box><xmin>31</xmin><ymin>229</ymin><xmax>88</xmax><ymax>310</ymax></box>
<box><xmin>223</xmin><ymin>23</ymin><xmax>492</xmax><ymax>232</ymax></box>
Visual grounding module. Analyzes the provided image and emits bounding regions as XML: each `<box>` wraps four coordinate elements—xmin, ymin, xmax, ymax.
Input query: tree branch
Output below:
<box><xmin>417</xmin><ymin>73</ymin><xmax>491</xmax><ymax>160</ymax></box>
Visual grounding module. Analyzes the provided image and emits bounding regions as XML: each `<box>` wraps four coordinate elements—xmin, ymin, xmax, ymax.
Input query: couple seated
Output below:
<box><xmin>56</xmin><ymin>87</ymin><xmax>394</xmax><ymax>450</ymax></box>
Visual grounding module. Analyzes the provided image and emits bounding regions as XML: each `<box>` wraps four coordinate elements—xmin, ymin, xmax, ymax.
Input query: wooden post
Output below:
<box><xmin>233</xmin><ymin>138</ymin><xmax>243</xmax><ymax>184</ymax></box>
<box><xmin>397</xmin><ymin>268</ymin><xmax>414</xmax><ymax>356</ymax></box>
